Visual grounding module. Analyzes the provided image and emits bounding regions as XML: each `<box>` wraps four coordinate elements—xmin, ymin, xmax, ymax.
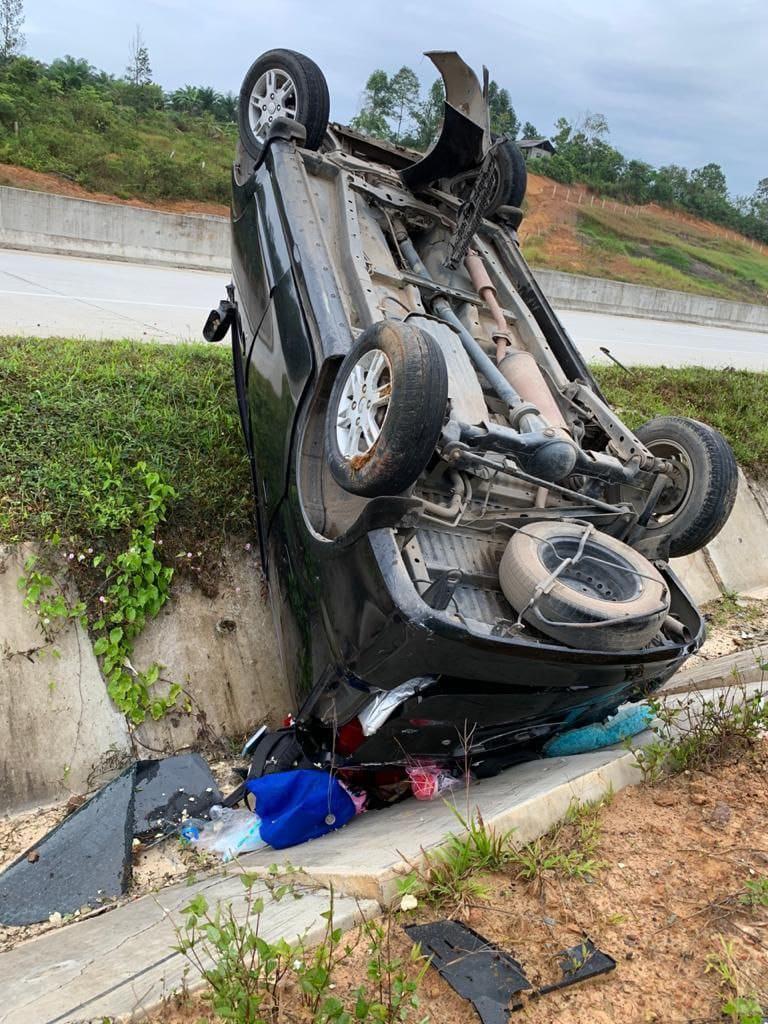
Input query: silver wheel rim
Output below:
<box><xmin>335</xmin><ymin>348</ymin><xmax>392</xmax><ymax>458</ymax></box>
<box><xmin>248</xmin><ymin>67</ymin><xmax>298</xmax><ymax>142</ymax></box>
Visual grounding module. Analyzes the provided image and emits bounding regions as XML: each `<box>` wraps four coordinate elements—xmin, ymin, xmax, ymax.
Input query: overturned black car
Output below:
<box><xmin>206</xmin><ymin>49</ymin><xmax>737</xmax><ymax>784</ymax></box>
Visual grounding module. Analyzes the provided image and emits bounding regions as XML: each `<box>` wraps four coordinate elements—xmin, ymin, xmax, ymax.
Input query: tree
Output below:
<box><xmin>553</xmin><ymin>116</ymin><xmax>571</xmax><ymax>147</ymax></box>
<box><xmin>350</xmin><ymin>69</ymin><xmax>394</xmax><ymax>141</ymax></box>
<box><xmin>488</xmin><ymin>80</ymin><xmax>519</xmax><ymax>139</ymax></box>
<box><xmin>521</xmin><ymin>120</ymin><xmax>539</xmax><ymax>140</ymax></box>
<box><xmin>0</xmin><ymin>0</ymin><xmax>24</xmax><ymax>61</ymax></box>
<box><xmin>46</xmin><ymin>56</ymin><xmax>96</xmax><ymax>91</ymax></box>
<box><xmin>408</xmin><ymin>78</ymin><xmax>444</xmax><ymax>151</ymax></box>
<box><xmin>126</xmin><ymin>25</ymin><xmax>152</xmax><ymax>86</ymax></box>
<box><xmin>620</xmin><ymin>159</ymin><xmax>654</xmax><ymax>203</ymax></box>
<box><xmin>389</xmin><ymin>66</ymin><xmax>419</xmax><ymax>143</ymax></box>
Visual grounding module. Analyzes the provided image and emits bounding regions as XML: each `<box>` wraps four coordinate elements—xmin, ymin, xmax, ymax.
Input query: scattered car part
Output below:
<box><xmin>326</xmin><ymin>320</ymin><xmax>448</xmax><ymax>497</ymax></box>
<box><xmin>237</xmin><ymin>48</ymin><xmax>329</xmax><ymax>160</ymax></box>
<box><xmin>499</xmin><ymin>521</ymin><xmax>670</xmax><ymax>651</ymax></box>
<box><xmin>405</xmin><ymin>920</ymin><xmax>616</xmax><ymax>1021</ymax></box>
<box><xmin>0</xmin><ymin>755</ymin><xmax>221</xmax><ymax>926</ymax></box>
<box><xmin>620</xmin><ymin>416</ymin><xmax>738</xmax><ymax>557</ymax></box>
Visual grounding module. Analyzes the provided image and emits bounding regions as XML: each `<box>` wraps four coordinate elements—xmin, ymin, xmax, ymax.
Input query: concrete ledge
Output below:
<box><xmin>0</xmin><ymin>186</ymin><xmax>229</xmax><ymax>272</ymax></box>
<box><xmin>536</xmin><ymin>268</ymin><xmax>768</xmax><ymax>333</ymax></box>
<box><xmin>0</xmin><ymin>877</ymin><xmax>375</xmax><ymax>1024</ymax></box>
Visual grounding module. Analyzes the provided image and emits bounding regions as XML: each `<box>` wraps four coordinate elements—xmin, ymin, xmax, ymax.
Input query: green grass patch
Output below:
<box><xmin>0</xmin><ymin>336</ymin><xmax>250</xmax><ymax>544</ymax></box>
<box><xmin>593</xmin><ymin>364</ymin><xmax>768</xmax><ymax>477</ymax></box>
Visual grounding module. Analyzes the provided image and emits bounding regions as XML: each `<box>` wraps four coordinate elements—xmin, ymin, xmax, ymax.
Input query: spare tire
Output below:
<box><xmin>326</xmin><ymin>320</ymin><xmax>448</xmax><ymax>497</ymax></box>
<box><xmin>499</xmin><ymin>521</ymin><xmax>670</xmax><ymax>651</ymax></box>
<box><xmin>621</xmin><ymin>416</ymin><xmax>737</xmax><ymax>558</ymax></box>
<box><xmin>238</xmin><ymin>48</ymin><xmax>330</xmax><ymax>160</ymax></box>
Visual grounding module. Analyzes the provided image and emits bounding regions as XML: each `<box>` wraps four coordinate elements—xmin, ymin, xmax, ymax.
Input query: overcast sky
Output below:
<box><xmin>24</xmin><ymin>0</ymin><xmax>767</xmax><ymax>196</ymax></box>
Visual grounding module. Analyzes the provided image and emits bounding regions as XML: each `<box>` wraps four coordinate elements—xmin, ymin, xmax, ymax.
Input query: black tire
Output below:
<box><xmin>499</xmin><ymin>521</ymin><xmax>670</xmax><ymax>651</ymax></box>
<box><xmin>625</xmin><ymin>417</ymin><xmax>738</xmax><ymax>557</ymax></box>
<box><xmin>326</xmin><ymin>320</ymin><xmax>448</xmax><ymax>497</ymax></box>
<box><xmin>449</xmin><ymin>137</ymin><xmax>528</xmax><ymax>213</ymax></box>
<box><xmin>238</xmin><ymin>48</ymin><xmax>330</xmax><ymax>160</ymax></box>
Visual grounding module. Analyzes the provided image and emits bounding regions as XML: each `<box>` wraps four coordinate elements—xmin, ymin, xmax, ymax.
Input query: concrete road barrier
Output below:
<box><xmin>536</xmin><ymin>268</ymin><xmax>768</xmax><ymax>333</ymax></box>
<box><xmin>0</xmin><ymin>185</ymin><xmax>229</xmax><ymax>271</ymax></box>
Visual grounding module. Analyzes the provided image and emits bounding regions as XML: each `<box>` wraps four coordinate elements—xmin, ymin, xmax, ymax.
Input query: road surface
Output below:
<box><xmin>0</xmin><ymin>249</ymin><xmax>766</xmax><ymax>369</ymax></box>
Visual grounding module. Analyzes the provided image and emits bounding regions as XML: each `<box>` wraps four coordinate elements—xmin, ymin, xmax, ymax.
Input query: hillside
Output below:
<box><xmin>521</xmin><ymin>173</ymin><xmax>768</xmax><ymax>305</ymax></box>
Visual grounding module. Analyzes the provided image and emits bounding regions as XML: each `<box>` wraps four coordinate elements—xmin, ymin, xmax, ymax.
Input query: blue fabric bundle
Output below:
<box><xmin>543</xmin><ymin>703</ymin><xmax>653</xmax><ymax>757</ymax></box>
<box><xmin>244</xmin><ymin>769</ymin><xmax>357</xmax><ymax>849</ymax></box>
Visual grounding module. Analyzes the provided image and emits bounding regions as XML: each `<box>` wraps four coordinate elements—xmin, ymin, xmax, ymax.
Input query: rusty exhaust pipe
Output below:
<box><xmin>464</xmin><ymin>250</ymin><xmax>569</xmax><ymax>432</ymax></box>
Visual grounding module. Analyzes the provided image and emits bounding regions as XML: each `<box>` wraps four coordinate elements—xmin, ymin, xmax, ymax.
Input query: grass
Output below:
<box><xmin>593</xmin><ymin>364</ymin><xmax>768</xmax><ymax>477</ymax></box>
<box><xmin>536</xmin><ymin>205</ymin><xmax>768</xmax><ymax>304</ymax></box>
<box><xmin>0</xmin><ymin>336</ymin><xmax>250</xmax><ymax>545</ymax></box>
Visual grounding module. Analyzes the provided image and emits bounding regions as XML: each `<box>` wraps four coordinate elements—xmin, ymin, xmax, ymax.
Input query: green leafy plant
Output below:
<box><xmin>705</xmin><ymin>937</ymin><xmax>766</xmax><ymax>1024</ymax></box>
<box><xmin>397</xmin><ymin>808</ymin><xmax>516</xmax><ymax>911</ymax></box>
<box><xmin>174</xmin><ymin>874</ymin><xmax>427</xmax><ymax>1024</ymax></box>
<box><xmin>630</xmin><ymin>688</ymin><xmax>768</xmax><ymax>784</ymax></box>
<box><xmin>19</xmin><ymin>463</ymin><xmax>180</xmax><ymax>724</ymax></box>
<box><xmin>739</xmin><ymin>877</ymin><xmax>768</xmax><ymax>909</ymax></box>
<box><xmin>508</xmin><ymin>796</ymin><xmax>607</xmax><ymax>883</ymax></box>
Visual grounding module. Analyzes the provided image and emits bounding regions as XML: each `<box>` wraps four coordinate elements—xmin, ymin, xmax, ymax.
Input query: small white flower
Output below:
<box><xmin>400</xmin><ymin>894</ymin><xmax>418</xmax><ymax>912</ymax></box>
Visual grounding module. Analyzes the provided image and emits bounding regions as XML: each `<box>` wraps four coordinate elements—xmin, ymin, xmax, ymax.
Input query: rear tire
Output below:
<box><xmin>326</xmin><ymin>321</ymin><xmax>448</xmax><ymax>497</ymax></box>
<box><xmin>448</xmin><ymin>137</ymin><xmax>528</xmax><ymax>213</ymax></box>
<box><xmin>238</xmin><ymin>48</ymin><xmax>330</xmax><ymax>160</ymax></box>
<box><xmin>499</xmin><ymin>521</ymin><xmax>670</xmax><ymax>651</ymax></box>
<box><xmin>625</xmin><ymin>417</ymin><xmax>737</xmax><ymax>557</ymax></box>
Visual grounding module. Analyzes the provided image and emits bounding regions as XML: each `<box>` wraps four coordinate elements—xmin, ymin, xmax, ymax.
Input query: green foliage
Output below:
<box><xmin>174</xmin><ymin>876</ymin><xmax>426</xmax><ymax>1024</ymax></box>
<box><xmin>705</xmin><ymin>938</ymin><xmax>765</xmax><ymax>1024</ymax></box>
<box><xmin>629</xmin><ymin>689</ymin><xmax>768</xmax><ymax>784</ymax></box>
<box><xmin>19</xmin><ymin>463</ymin><xmax>180</xmax><ymax>723</ymax></box>
<box><xmin>488</xmin><ymin>80</ymin><xmax>519</xmax><ymax>139</ymax></box>
<box><xmin>0</xmin><ymin>337</ymin><xmax>249</xmax><ymax>543</ymax></box>
<box><xmin>397</xmin><ymin>808</ymin><xmax>516</xmax><ymax>910</ymax></box>
<box><xmin>0</xmin><ymin>54</ymin><xmax>236</xmax><ymax>202</ymax></box>
<box><xmin>739</xmin><ymin>876</ymin><xmax>768</xmax><ymax>909</ymax></box>
<box><xmin>507</xmin><ymin>796</ymin><xmax>607</xmax><ymax>882</ymax></box>
<box><xmin>593</xmin><ymin>364</ymin><xmax>768</xmax><ymax>476</ymax></box>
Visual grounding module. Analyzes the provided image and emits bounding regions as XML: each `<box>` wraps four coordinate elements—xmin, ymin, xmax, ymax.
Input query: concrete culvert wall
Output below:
<box><xmin>1</xmin><ymin>470</ymin><xmax>767</xmax><ymax>815</ymax></box>
<box><xmin>0</xmin><ymin>542</ymin><xmax>289</xmax><ymax>814</ymax></box>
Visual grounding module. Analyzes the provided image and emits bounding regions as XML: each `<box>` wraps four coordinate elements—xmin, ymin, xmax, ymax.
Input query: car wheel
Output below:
<box><xmin>623</xmin><ymin>416</ymin><xmax>738</xmax><ymax>557</ymax></box>
<box><xmin>449</xmin><ymin>137</ymin><xmax>528</xmax><ymax>213</ymax></box>
<box><xmin>326</xmin><ymin>320</ymin><xmax>448</xmax><ymax>498</ymax></box>
<box><xmin>238</xmin><ymin>48</ymin><xmax>330</xmax><ymax>160</ymax></box>
<box><xmin>499</xmin><ymin>521</ymin><xmax>670</xmax><ymax>651</ymax></box>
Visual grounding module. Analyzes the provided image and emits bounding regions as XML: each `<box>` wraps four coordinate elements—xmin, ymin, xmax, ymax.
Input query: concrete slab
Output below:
<box><xmin>0</xmin><ymin>876</ymin><xmax>374</xmax><ymax>1024</ymax></box>
<box><xmin>133</xmin><ymin>544</ymin><xmax>290</xmax><ymax>754</ymax></box>
<box><xmin>659</xmin><ymin>644</ymin><xmax>768</xmax><ymax>695</ymax></box>
<box><xmin>671</xmin><ymin>548</ymin><xmax>721</xmax><ymax>605</ymax></box>
<box><xmin>707</xmin><ymin>469</ymin><xmax>768</xmax><ymax>597</ymax></box>
<box><xmin>0</xmin><ymin>544</ymin><xmax>131</xmax><ymax>812</ymax></box>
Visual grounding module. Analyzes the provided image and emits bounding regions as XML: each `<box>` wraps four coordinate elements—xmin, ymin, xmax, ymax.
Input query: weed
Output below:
<box><xmin>631</xmin><ymin>688</ymin><xmax>768</xmax><ymax>784</ymax></box>
<box><xmin>174</xmin><ymin>874</ymin><xmax>426</xmax><ymax>1023</ymax></box>
<box><xmin>739</xmin><ymin>877</ymin><xmax>768</xmax><ymax>909</ymax></box>
<box><xmin>397</xmin><ymin>808</ymin><xmax>516</xmax><ymax>911</ymax></box>
<box><xmin>508</xmin><ymin>796</ymin><xmax>608</xmax><ymax>883</ymax></box>
<box><xmin>705</xmin><ymin>937</ymin><xmax>765</xmax><ymax>1024</ymax></box>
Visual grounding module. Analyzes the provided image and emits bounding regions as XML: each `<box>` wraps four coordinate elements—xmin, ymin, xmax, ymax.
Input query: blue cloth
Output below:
<box><xmin>543</xmin><ymin>703</ymin><xmax>653</xmax><ymax>757</ymax></box>
<box><xmin>244</xmin><ymin>769</ymin><xmax>356</xmax><ymax>849</ymax></box>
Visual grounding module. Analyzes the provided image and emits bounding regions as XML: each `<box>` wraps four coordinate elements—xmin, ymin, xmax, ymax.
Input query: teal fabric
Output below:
<box><xmin>543</xmin><ymin>703</ymin><xmax>653</xmax><ymax>757</ymax></box>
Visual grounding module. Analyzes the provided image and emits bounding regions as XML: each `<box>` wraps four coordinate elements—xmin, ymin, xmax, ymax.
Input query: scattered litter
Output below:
<box><xmin>406</xmin><ymin>763</ymin><xmax>464</xmax><ymax>801</ymax></box>
<box><xmin>181</xmin><ymin>805</ymin><xmax>266</xmax><ymax>861</ymax></box>
<box><xmin>405</xmin><ymin>920</ymin><xmax>615</xmax><ymax>1020</ymax></box>
<box><xmin>0</xmin><ymin>753</ymin><xmax>222</xmax><ymax>926</ymax></box>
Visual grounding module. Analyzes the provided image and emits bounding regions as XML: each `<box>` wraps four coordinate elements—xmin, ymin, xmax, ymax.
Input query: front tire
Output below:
<box><xmin>326</xmin><ymin>321</ymin><xmax>448</xmax><ymax>497</ymax></box>
<box><xmin>626</xmin><ymin>417</ymin><xmax>737</xmax><ymax>557</ymax></box>
<box><xmin>238</xmin><ymin>48</ymin><xmax>330</xmax><ymax>160</ymax></box>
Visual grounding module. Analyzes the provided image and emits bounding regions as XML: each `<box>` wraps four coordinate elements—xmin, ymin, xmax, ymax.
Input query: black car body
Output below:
<box><xmin>210</xmin><ymin>51</ymin><xmax>735</xmax><ymax>777</ymax></box>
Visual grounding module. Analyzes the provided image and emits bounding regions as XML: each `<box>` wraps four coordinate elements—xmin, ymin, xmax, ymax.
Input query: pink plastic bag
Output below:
<box><xmin>406</xmin><ymin>763</ymin><xmax>463</xmax><ymax>801</ymax></box>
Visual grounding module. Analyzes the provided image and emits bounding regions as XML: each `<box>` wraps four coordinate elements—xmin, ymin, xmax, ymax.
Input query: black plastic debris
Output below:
<box><xmin>133</xmin><ymin>753</ymin><xmax>221</xmax><ymax>838</ymax></box>
<box><xmin>405</xmin><ymin>921</ymin><xmax>615</xmax><ymax>1022</ymax></box>
<box><xmin>405</xmin><ymin>920</ymin><xmax>531</xmax><ymax>1024</ymax></box>
<box><xmin>0</xmin><ymin>753</ymin><xmax>222</xmax><ymax>927</ymax></box>
<box><xmin>0</xmin><ymin>768</ymin><xmax>136</xmax><ymax>926</ymax></box>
